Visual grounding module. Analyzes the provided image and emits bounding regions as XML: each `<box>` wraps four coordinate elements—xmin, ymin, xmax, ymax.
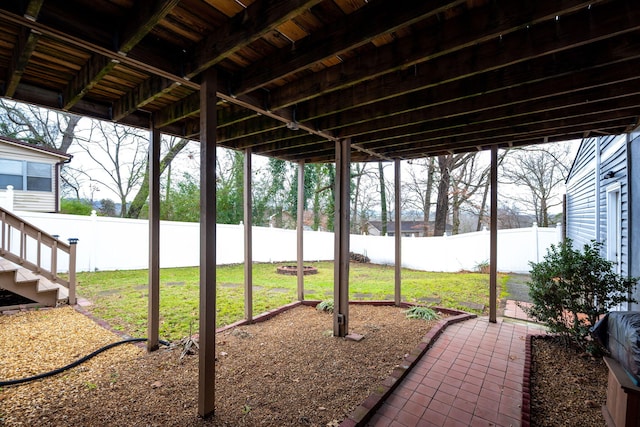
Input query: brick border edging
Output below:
<box><xmin>521</xmin><ymin>333</ymin><xmax>542</xmax><ymax>427</ymax></box>
<box><xmin>339</xmin><ymin>309</ymin><xmax>478</xmax><ymax>427</ymax></box>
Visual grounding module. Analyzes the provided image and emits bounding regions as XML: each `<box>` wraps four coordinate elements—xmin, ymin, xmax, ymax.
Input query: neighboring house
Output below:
<box><xmin>565</xmin><ymin>131</ymin><xmax>639</xmax><ymax>310</ymax></box>
<box><xmin>0</xmin><ymin>136</ymin><xmax>71</xmax><ymax>212</ymax></box>
<box><xmin>366</xmin><ymin>220</ymin><xmax>452</xmax><ymax>237</ymax></box>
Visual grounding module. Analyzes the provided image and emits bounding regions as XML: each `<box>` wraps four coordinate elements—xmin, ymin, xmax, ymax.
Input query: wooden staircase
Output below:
<box><xmin>0</xmin><ymin>206</ymin><xmax>77</xmax><ymax>310</ymax></box>
<box><xmin>0</xmin><ymin>258</ymin><xmax>68</xmax><ymax>309</ymax></box>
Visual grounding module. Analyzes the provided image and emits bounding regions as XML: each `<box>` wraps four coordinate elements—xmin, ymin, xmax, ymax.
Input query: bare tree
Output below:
<box><xmin>74</xmin><ymin>121</ymin><xmax>148</xmax><ymax>217</ymax></box>
<box><xmin>403</xmin><ymin>158</ymin><xmax>436</xmax><ymax>236</ymax></box>
<box><xmin>434</xmin><ymin>154</ymin><xmax>477</xmax><ymax>236</ymax></box>
<box><xmin>500</xmin><ymin>143</ymin><xmax>572</xmax><ymax>227</ymax></box>
<box><xmin>350</xmin><ymin>163</ymin><xmax>374</xmax><ymax>233</ymax></box>
<box><xmin>377</xmin><ymin>162</ymin><xmax>389</xmax><ymax>235</ymax></box>
<box><xmin>449</xmin><ymin>153</ymin><xmax>488</xmax><ymax>234</ymax></box>
<box><xmin>0</xmin><ymin>100</ymin><xmax>83</xmax><ymax>197</ymax></box>
<box><xmin>0</xmin><ymin>99</ymin><xmax>80</xmax><ymax>153</ymax></box>
<box><xmin>127</xmin><ymin>135</ymin><xmax>192</xmax><ymax>218</ymax></box>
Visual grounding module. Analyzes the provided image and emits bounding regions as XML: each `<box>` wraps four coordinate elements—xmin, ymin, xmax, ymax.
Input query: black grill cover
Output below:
<box><xmin>592</xmin><ymin>311</ymin><xmax>640</xmax><ymax>385</ymax></box>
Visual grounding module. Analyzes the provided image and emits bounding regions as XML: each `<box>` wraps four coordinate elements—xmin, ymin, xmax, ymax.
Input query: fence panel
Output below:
<box><xmin>12</xmin><ymin>210</ymin><xmax>559</xmax><ymax>273</ymax></box>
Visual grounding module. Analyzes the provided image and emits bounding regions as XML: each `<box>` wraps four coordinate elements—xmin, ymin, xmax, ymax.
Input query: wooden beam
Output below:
<box><xmin>266</xmin><ymin>0</ymin><xmax>606</xmax><ymax>110</ymax></box>
<box><xmin>63</xmin><ymin>55</ymin><xmax>116</xmax><ymax>110</ymax></box>
<box><xmin>394</xmin><ymin>159</ymin><xmax>401</xmax><ymax>306</ymax></box>
<box><xmin>64</xmin><ymin>0</ymin><xmax>180</xmax><ymax>110</ymax></box>
<box><xmin>155</xmin><ymin>92</ymin><xmax>201</xmax><ymax>128</ymax></box>
<box><xmin>112</xmin><ymin>76</ymin><xmax>179</xmax><ymax>121</ymax></box>
<box><xmin>154</xmin><ymin>90</ymin><xmax>261</xmax><ymax>130</ymax></box>
<box><xmin>5</xmin><ymin>28</ymin><xmax>40</xmax><ymax>98</ymax></box>
<box><xmin>244</xmin><ymin>148</ymin><xmax>253</xmax><ymax>322</ymax></box>
<box><xmin>489</xmin><ymin>145</ymin><xmax>498</xmax><ymax>323</ymax></box>
<box><xmin>367</xmin><ymin>105</ymin><xmax>640</xmax><ymax>158</ymax></box>
<box><xmin>118</xmin><ymin>0</ymin><xmax>181</xmax><ymax>53</ymax></box>
<box><xmin>4</xmin><ymin>0</ymin><xmax>44</xmax><ymax>97</ymax></box>
<box><xmin>234</xmin><ymin>0</ymin><xmax>466</xmax><ymax>94</ymax></box>
<box><xmin>22</xmin><ymin>0</ymin><xmax>44</xmax><ymax>20</ymax></box>
<box><xmin>313</xmin><ymin>46</ymin><xmax>640</xmax><ymax>137</ymax></box>
<box><xmin>333</xmin><ymin>138</ymin><xmax>350</xmax><ymax>337</ymax></box>
<box><xmin>198</xmin><ymin>68</ymin><xmax>217</xmax><ymax>418</ymax></box>
<box><xmin>297</xmin><ymin>161</ymin><xmax>305</xmax><ymax>301</ymax></box>
<box><xmin>0</xmin><ymin>10</ymin><xmax>199</xmax><ymax>90</ymax></box>
<box><xmin>186</xmin><ymin>0</ymin><xmax>324</xmax><ymax>79</ymax></box>
<box><xmin>354</xmin><ymin>92</ymin><xmax>640</xmax><ymax>151</ymax></box>
<box><xmin>147</xmin><ymin>116</ymin><xmax>161</xmax><ymax>352</ymax></box>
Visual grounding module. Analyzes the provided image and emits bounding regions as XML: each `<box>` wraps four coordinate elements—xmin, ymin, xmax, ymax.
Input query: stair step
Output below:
<box><xmin>0</xmin><ymin>259</ymin><xmax>64</xmax><ymax>308</ymax></box>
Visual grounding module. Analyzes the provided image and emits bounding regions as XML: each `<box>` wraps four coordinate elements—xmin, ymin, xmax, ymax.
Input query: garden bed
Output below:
<box><xmin>0</xmin><ymin>304</ymin><xmax>442</xmax><ymax>426</ymax></box>
<box><xmin>529</xmin><ymin>336</ymin><xmax>608</xmax><ymax>427</ymax></box>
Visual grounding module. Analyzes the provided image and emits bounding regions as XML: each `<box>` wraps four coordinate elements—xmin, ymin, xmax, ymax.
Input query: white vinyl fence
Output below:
<box><xmin>9</xmin><ymin>210</ymin><xmax>561</xmax><ymax>274</ymax></box>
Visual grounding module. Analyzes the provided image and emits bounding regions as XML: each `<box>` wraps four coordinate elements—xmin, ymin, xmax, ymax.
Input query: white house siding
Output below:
<box><xmin>0</xmin><ymin>141</ymin><xmax>61</xmax><ymax>212</ymax></box>
<box><xmin>13</xmin><ymin>191</ymin><xmax>56</xmax><ymax>212</ymax></box>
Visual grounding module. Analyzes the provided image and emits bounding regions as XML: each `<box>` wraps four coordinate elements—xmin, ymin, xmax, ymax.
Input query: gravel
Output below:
<box><xmin>0</xmin><ymin>305</ymin><xmax>438</xmax><ymax>426</ymax></box>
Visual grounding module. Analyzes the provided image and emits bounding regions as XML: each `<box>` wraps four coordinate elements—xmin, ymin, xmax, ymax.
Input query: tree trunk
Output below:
<box><xmin>476</xmin><ymin>178</ymin><xmax>490</xmax><ymax>231</ymax></box>
<box><xmin>127</xmin><ymin>138</ymin><xmax>189</xmax><ymax>218</ymax></box>
<box><xmin>59</xmin><ymin>115</ymin><xmax>81</xmax><ymax>153</ymax></box>
<box><xmin>423</xmin><ymin>157</ymin><xmax>435</xmax><ymax>236</ymax></box>
<box><xmin>451</xmin><ymin>192</ymin><xmax>460</xmax><ymax>235</ymax></box>
<box><xmin>540</xmin><ymin>197</ymin><xmax>548</xmax><ymax>227</ymax></box>
<box><xmin>434</xmin><ymin>155</ymin><xmax>451</xmax><ymax>236</ymax></box>
<box><xmin>378</xmin><ymin>162</ymin><xmax>387</xmax><ymax>235</ymax></box>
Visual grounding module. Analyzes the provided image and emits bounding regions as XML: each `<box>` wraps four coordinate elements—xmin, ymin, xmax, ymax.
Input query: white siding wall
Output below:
<box><xmin>0</xmin><ymin>143</ymin><xmax>59</xmax><ymax>212</ymax></box>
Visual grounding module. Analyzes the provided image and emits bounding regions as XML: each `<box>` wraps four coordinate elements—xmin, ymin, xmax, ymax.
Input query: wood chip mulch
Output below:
<box><xmin>530</xmin><ymin>335</ymin><xmax>608</xmax><ymax>427</ymax></box>
<box><xmin>1</xmin><ymin>304</ymin><xmax>439</xmax><ymax>426</ymax></box>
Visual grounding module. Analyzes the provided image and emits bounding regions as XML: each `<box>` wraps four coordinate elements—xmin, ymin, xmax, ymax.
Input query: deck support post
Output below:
<box><xmin>394</xmin><ymin>159</ymin><xmax>402</xmax><ymax>306</ymax></box>
<box><xmin>297</xmin><ymin>160</ymin><xmax>305</xmax><ymax>301</ymax></box>
<box><xmin>489</xmin><ymin>145</ymin><xmax>498</xmax><ymax>323</ymax></box>
<box><xmin>198</xmin><ymin>68</ymin><xmax>217</xmax><ymax>418</ymax></box>
<box><xmin>334</xmin><ymin>139</ymin><xmax>350</xmax><ymax>337</ymax></box>
<box><xmin>244</xmin><ymin>148</ymin><xmax>253</xmax><ymax>322</ymax></box>
<box><xmin>147</xmin><ymin>117</ymin><xmax>160</xmax><ymax>351</ymax></box>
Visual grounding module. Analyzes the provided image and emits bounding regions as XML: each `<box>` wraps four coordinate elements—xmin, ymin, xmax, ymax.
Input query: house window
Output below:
<box><xmin>0</xmin><ymin>158</ymin><xmax>52</xmax><ymax>192</ymax></box>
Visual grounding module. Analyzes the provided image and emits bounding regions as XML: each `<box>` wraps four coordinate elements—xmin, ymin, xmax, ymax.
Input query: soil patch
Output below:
<box><xmin>0</xmin><ymin>304</ymin><xmax>439</xmax><ymax>426</ymax></box>
<box><xmin>530</xmin><ymin>336</ymin><xmax>608</xmax><ymax>427</ymax></box>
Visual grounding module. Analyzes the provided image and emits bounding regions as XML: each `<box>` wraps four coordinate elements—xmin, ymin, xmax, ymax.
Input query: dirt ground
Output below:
<box><xmin>530</xmin><ymin>336</ymin><xmax>608</xmax><ymax>427</ymax></box>
<box><xmin>0</xmin><ymin>305</ymin><xmax>439</xmax><ymax>426</ymax></box>
<box><xmin>1</xmin><ymin>306</ymin><xmax>610</xmax><ymax>426</ymax></box>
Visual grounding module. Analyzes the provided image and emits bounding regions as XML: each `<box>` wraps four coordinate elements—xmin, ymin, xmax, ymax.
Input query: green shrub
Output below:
<box><xmin>316</xmin><ymin>299</ymin><xmax>334</xmax><ymax>313</ymax></box>
<box><xmin>60</xmin><ymin>199</ymin><xmax>93</xmax><ymax>215</ymax></box>
<box><xmin>404</xmin><ymin>305</ymin><xmax>440</xmax><ymax>321</ymax></box>
<box><xmin>526</xmin><ymin>239</ymin><xmax>637</xmax><ymax>351</ymax></box>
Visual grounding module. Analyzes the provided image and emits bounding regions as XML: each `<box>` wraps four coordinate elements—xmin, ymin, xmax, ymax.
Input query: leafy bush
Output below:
<box><xmin>316</xmin><ymin>299</ymin><xmax>334</xmax><ymax>313</ymax></box>
<box><xmin>60</xmin><ymin>199</ymin><xmax>93</xmax><ymax>215</ymax></box>
<box><xmin>404</xmin><ymin>305</ymin><xmax>440</xmax><ymax>321</ymax></box>
<box><xmin>526</xmin><ymin>239</ymin><xmax>637</xmax><ymax>351</ymax></box>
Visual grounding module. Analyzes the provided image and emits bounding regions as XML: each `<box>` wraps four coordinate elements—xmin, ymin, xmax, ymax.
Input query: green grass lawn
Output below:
<box><xmin>76</xmin><ymin>262</ymin><xmax>507</xmax><ymax>341</ymax></box>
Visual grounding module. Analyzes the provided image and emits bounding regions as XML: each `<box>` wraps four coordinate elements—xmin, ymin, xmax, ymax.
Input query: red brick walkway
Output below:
<box><xmin>366</xmin><ymin>315</ymin><xmax>545</xmax><ymax>427</ymax></box>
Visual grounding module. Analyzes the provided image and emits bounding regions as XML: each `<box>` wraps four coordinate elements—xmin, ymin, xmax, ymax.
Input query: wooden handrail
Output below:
<box><xmin>0</xmin><ymin>206</ymin><xmax>77</xmax><ymax>304</ymax></box>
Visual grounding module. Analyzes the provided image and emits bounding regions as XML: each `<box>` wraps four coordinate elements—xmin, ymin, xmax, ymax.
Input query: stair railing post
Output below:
<box><xmin>51</xmin><ymin>235</ymin><xmax>58</xmax><ymax>281</ymax></box>
<box><xmin>68</xmin><ymin>238</ymin><xmax>78</xmax><ymax>305</ymax></box>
